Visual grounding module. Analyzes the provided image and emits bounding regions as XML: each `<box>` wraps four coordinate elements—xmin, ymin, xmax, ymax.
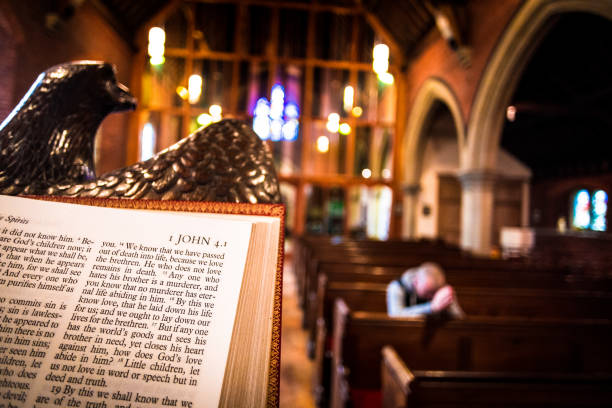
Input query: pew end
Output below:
<box><xmin>382</xmin><ymin>345</ymin><xmax>413</xmax><ymax>408</ymax></box>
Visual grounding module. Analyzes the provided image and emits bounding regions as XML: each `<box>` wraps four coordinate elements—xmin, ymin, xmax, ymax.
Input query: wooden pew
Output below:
<box><xmin>330</xmin><ymin>299</ymin><xmax>612</xmax><ymax>408</ymax></box>
<box><xmin>310</xmin><ymin>268</ymin><xmax>612</xmax><ymax>347</ymax></box>
<box><xmin>295</xmin><ymin>233</ymin><xmax>612</xmax><ymax>313</ymax></box>
<box><xmin>531</xmin><ymin>232</ymin><xmax>612</xmax><ymax>277</ymax></box>
<box><xmin>303</xmin><ymin>254</ymin><xmax>535</xmax><ymax>329</ymax></box>
<box><xmin>297</xmin><ymin>236</ymin><xmax>611</xmax><ymax>329</ymax></box>
<box><xmin>304</xmin><ymin>260</ymin><xmax>612</xmax><ymax>334</ymax></box>
<box><xmin>319</xmin><ymin>279</ymin><xmax>612</xmax><ymax>324</ymax></box>
<box><xmin>307</xmin><ymin>259</ymin><xmax>612</xmax><ymax>336</ymax></box>
<box><xmin>294</xmin><ymin>235</ymin><xmax>476</xmax><ymax>314</ymax></box>
<box><xmin>305</xmin><ymin>267</ymin><xmax>610</xmax><ymax>329</ymax></box>
<box><xmin>305</xmin><ymin>265</ymin><xmax>612</xmax><ymax>401</ymax></box>
<box><xmin>302</xmin><ymin>249</ymin><xmax>478</xmax><ymax>351</ymax></box>
<box><xmin>317</xmin><ymin>262</ymin><xmax>608</xmax><ymax>289</ymax></box>
<box><xmin>312</xmin><ymin>279</ymin><xmax>612</xmax><ymax>405</ymax></box>
<box><xmin>381</xmin><ymin>346</ymin><xmax>612</xmax><ymax>408</ymax></box>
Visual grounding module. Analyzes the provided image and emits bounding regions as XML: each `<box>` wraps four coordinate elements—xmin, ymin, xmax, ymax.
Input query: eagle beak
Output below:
<box><xmin>112</xmin><ymin>82</ymin><xmax>137</xmax><ymax>112</ymax></box>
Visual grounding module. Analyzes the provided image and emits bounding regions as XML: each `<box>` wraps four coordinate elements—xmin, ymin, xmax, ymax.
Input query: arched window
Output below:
<box><xmin>572</xmin><ymin>189</ymin><xmax>608</xmax><ymax>231</ymax></box>
<box><xmin>572</xmin><ymin>189</ymin><xmax>591</xmax><ymax>229</ymax></box>
<box><xmin>591</xmin><ymin>190</ymin><xmax>608</xmax><ymax>231</ymax></box>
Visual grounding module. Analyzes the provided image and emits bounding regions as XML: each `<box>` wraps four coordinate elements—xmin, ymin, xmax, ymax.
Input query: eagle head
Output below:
<box><xmin>0</xmin><ymin>61</ymin><xmax>136</xmax><ymax>195</ymax></box>
<box><xmin>39</xmin><ymin>61</ymin><xmax>137</xmax><ymax>114</ymax></box>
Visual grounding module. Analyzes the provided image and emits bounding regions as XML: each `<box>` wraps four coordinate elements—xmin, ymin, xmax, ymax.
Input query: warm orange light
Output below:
<box><xmin>316</xmin><ymin>136</ymin><xmax>330</xmax><ymax>153</ymax></box>
<box><xmin>378</xmin><ymin>72</ymin><xmax>394</xmax><ymax>85</ymax></box>
<box><xmin>506</xmin><ymin>105</ymin><xmax>516</xmax><ymax>122</ymax></box>
<box><xmin>188</xmin><ymin>74</ymin><xmax>203</xmax><ymax>104</ymax></box>
<box><xmin>339</xmin><ymin>123</ymin><xmax>351</xmax><ymax>135</ymax></box>
<box><xmin>176</xmin><ymin>86</ymin><xmax>188</xmax><ymax>100</ymax></box>
<box><xmin>326</xmin><ymin>113</ymin><xmax>340</xmax><ymax>133</ymax></box>
<box><xmin>209</xmin><ymin>104</ymin><xmax>222</xmax><ymax>122</ymax></box>
<box><xmin>148</xmin><ymin>27</ymin><xmax>166</xmax><ymax>66</ymax></box>
<box><xmin>197</xmin><ymin>113</ymin><xmax>213</xmax><ymax>127</ymax></box>
<box><xmin>373</xmin><ymin>44</ymin><xmax>390</xmax><ymax>75</ymax></box>
<box><xmin>343</xmin><ymin>86</ymin><xmax>354</xmax><ymax>112</ymax></box>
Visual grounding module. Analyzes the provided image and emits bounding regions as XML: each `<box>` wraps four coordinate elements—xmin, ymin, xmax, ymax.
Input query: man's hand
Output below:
<box><xmin>431</xmin><ymin>285</ymin><xmax>455</xmax><ymax>312</ymax></box>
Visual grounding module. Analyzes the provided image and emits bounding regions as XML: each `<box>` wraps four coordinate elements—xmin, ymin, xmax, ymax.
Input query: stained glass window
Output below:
<box><xmin>572</xmin><ymin>189</ymin><xmax>591</xmax><ymax>229</ymax></box>
<box><xmin>571</xmin><ymin>189</ymin><xmax>608</xmax><ymax>231</ymax></box>
<box><xmin>591</xmin><ymin>190</ymin><xmax>608</xmax><ymax>231</ymax></box>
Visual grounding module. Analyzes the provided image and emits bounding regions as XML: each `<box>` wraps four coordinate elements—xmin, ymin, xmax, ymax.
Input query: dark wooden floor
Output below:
<box><xmin>280</xmin><ymin>249</ymin><xmax>316</xmax><ymax>408</ymax></box>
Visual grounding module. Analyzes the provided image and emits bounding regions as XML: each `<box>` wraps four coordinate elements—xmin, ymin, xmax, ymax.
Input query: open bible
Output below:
<box><xmin>0</xmin><ymin>195</ymin><xmax>284</xmax><ymax>408</ymax></box>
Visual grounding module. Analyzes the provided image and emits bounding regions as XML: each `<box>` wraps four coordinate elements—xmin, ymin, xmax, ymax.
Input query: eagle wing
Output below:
<box><xmin>48</xmin><ymin>119</ymin><xmax>281</xmax><ymax>204</ymax></box>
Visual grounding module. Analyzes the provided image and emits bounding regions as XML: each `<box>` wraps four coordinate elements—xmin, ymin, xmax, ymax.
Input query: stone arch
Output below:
<box><xmin>461</xmin><ymin>0</ymin><xmax>612</xmax><ymax>254</ymax></box>
<box><xmin>401</xmin><ymin>78</ymin><xmax>465</xmax><ymax>238</ymax></box>
<box><xmin>465</xmin><ymin>0</ymin><xmax>612</xmax><ymax>172</ymax></box>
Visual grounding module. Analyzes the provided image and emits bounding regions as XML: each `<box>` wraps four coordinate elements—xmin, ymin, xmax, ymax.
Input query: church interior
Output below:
<box><xmin>2</xmin><ymin>0</ymin><xmax>612</xmax><ymax>406</ymax></box>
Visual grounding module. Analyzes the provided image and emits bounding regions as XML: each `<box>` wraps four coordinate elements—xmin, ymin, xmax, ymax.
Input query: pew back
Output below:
<box><xmin>322</xmin><ymin>280</ymin><xmax>612</xmax><ymax>322</ymax></box>
<box><xmin>331</xmin><ymin>300</ymin><xmax>612</xmax><ymax>408</ymax></box>
<box><xmin>382</xmin><ymin>346</ymin><xmax>612</xmax><ymax>408</ymax></box>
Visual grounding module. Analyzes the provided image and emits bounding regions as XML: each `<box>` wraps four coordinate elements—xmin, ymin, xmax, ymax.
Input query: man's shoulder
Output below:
<box><xmin>399</xmin><ymin>269</ymin><xmax>417</xmax><ymax>289</ymax></box>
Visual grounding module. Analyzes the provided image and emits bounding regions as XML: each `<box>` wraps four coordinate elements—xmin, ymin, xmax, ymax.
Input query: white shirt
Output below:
<box><xmin>386</xmin><ymin>270</ymin><xmax>433</xmax><ymax>317</ymax></box>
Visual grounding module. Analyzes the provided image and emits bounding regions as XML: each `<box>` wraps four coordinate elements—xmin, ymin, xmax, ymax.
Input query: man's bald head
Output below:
<box><xmin>414</xmin><ymin>262</ymin><xmax>446</xmax><ymax>299</ymax></box>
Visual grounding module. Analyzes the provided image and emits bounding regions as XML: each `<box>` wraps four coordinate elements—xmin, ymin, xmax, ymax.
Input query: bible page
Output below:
<box><xmin>0</xmin><ymin>195</ymin><xmax>253</xmax><ymax>408</ymax></box>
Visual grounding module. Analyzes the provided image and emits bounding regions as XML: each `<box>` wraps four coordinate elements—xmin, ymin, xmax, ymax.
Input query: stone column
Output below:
<box><xmin>459</xmin><ymin>170</ymin><xmax>497</xmax><ymax>256</ymax></box>
<box><xmin>521</xmin><ymin>180</ymin><xmax>530</xmax><ymax>227</ymax></box>
<box><xmin>401</xmin><ymin>183</ymin><xmax>421</xmax><ymax>239</ymax></box>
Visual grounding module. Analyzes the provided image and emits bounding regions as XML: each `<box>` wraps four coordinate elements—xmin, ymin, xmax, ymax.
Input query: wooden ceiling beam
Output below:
<box><xmin>187</xmin><ymin>0</ymin><xmax>356</xmax><ymax>15</ymax></box>
<box><xmin>410</xmin><ymin>0</ymin><xmax>431</xmax><ymax>23</ymax></box>
<box><xmin>165</xmin><ymin>48</ymin><xmax>375</xmax><ymax>71</ymax></box>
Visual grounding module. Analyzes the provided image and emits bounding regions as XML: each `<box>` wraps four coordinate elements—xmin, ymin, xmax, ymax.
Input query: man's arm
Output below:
<box><xmin>386</xmin><ymin>280</ymin><xmax>433</xmax><ymax>317</ymax></box>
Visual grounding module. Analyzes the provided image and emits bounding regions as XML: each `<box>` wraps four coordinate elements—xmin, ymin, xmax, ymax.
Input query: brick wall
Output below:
<box><xmin>0</xmin><ymin>29</ymin><xmax>16</xmax><ymax>123</ymax></box>
<box><xmin>403</xmin><ymin>1</ymin><xmax>523</xmax><ymax>122</ymax></box>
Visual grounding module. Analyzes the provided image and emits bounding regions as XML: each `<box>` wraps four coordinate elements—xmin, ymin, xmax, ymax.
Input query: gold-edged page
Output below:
<box><xmin>219</xmin><ymin>218</ymin><xmax>280</xmax><ymax>407</ymax></box>
<box><xmin>0</xmin><ymin>195</ymin><xmax>253</xmax><ymax>408</ymax></box>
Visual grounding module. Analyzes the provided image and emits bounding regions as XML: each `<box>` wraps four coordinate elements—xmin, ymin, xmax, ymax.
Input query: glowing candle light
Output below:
<box><xmin>372</xmin><ymin>43</ymin><xmax>389</xmax><ymax>75</ymax></box>
<box><xmin>378</xmin><ymin>72</ymin><xmax>394</xmax><ymax>85</ymax></box>
<box><xmin>148</xmin><ymin>27</ymin><xmax>166</xmax><ymax>65</ymax></box>
<box><xmin>343</xmin><ymin>86</ymin><xmax>354</xmax><ymax>112</ymax></box>
<box><xmin>209</xmin><ymin>104</ymin><xmax>222</xmax><ymax>122</ymax></box>
<box><xmin>197</xmin><ymin>113</ymin><xmax>213</xmax><ymax>127</ymax></box>
<box><xmin>326</xmin><ymin>113</ymin><xmax>340</xmax><ymax>133</ymax></box>
<box><xmin>339</xmin><ymin>123</ymin><xmax>351</xmax><ymax>135</ymax></box>
<box><xmin>188</xmin><ymin>74</ymin><xmax>203</xmax><ymax>104</ymax></box>
<box><xmin>316</xmin><ymin>136</ymin><xmax>330</xmax><ymax>153</ymax></box>
<box><xmin>373</xmin><ymin>43</ymin><xmax>389</xmax><ymax>61</ymax></box>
